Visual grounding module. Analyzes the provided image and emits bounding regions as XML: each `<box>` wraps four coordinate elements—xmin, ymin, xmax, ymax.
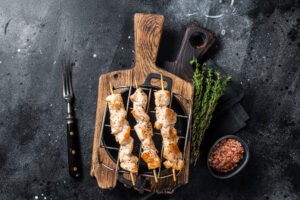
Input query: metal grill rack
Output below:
<box><xmin>97</xmin><ymin>85</ymin><xmax>192</xmax><ymax>180</ymax></box>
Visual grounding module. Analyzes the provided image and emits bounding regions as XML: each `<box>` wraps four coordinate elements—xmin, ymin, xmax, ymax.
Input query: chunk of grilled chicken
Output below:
<box><xmin>134</xmin><ymin>122</ymin><xmax>153</xmax><ymax>141</ymax></box>
<box><xmin>130</xmin><ymin>88</ymin><xmax>161</xmax><ymax>170</ymax></box>
<box><xmin>115</xmin><ymin>125</ymin><xmax>131</xmax><ymax>145</ymax></box>
<box><xmin>141</xmin><ymin>137</ymin><xmax>157</xmax><ymax>152</ymax></box>
<box><xmin>161</xmin><ymin>127</ymin><xmax>179</xmax><ymax>143</ymax></box>
<box><xmin>163</xmin><ymin>159</ymin><xmax>184</xmax><ymax>171</ymax></box>
<box><xmin>154</xmin><ymin>90</ymin><xmax>171</xmax><ymax>107</ymax></box>
<box><xmin>106</xmin><ymin>93</ymin><xmax>124</xmax><ymax>109</ymax></box>
<box><xmin>131</xmin><ymin>108</ymin><xmax>150</xmax><ymax>123</ymax></box>
<box><xmin>109</xmin><ymin>109</ymin><xmax>128</xmax><ymax>135</ymax></box>
<box><xmin>154</xmin><ymin>107</ymin><xmax>177</xmax><ymax>130</ymax></box>
<box><xmin>130</xmin><ymin>88</ymin><xmax>148</xmax><ymax>109</ymax></box>
<box><xmin>119</xmin><ymin>137</ymin><xmax>138</xmax><ymax>173</ymax></box>
<box><xmin>162</xmin><ymin>140</ymin><xmax>182</xmax><ymax>163</ymax></box>
<box><xmin>106</xmin><ymin>93</ymin><xmax>138</xmax><ymax>173</ymax></box>
<box><xmin>141</xmin><ymin>150</ymin><xmax>161</xmax><ymax>169</ymax></box>
<box><xmin>154</xmin><ymin>90</ymin><xmax>184</xmax><ymax>171</ymax></box>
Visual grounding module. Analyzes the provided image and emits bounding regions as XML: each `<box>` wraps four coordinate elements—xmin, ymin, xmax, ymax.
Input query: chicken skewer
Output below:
<box><xmin>154</xmin><ymin>74</ymin><xmax>184</xmax><ymax>182</ymax></box>
<box><xmin>130</xmin><ymin>79</ymin><xmax>160</xmax><ymax>183</ymax></box>
<box><xmin>160</xmin><ymin>75</ymin><xmax>176</xmax><ymax>182</ymax></box>
<box><xmin>107</xmin><ymin>83</ymin><xmax>138</xmax><ymax>186</ymax></box>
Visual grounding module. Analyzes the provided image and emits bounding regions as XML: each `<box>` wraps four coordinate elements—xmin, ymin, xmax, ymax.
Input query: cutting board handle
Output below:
<box><xmin>170</xmin><ymin>25</ymin><xmax>216</xmax><ymax>81</ymax></box>
<box><xmin>134</xmin><ymin>13</ymin><xmax>165</xmax><ymax>72</ymax></box>
<box><xmin>143</xmin><ymin>73</ymin><xmax>173</xmax><ymax>91</ymax></box>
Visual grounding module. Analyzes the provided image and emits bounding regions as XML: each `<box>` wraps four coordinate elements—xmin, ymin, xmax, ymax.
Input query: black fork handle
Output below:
<box><xmin>67</xmin><ymin>123</ymin><xmax>81</xmax><ymax>178</ymax></box>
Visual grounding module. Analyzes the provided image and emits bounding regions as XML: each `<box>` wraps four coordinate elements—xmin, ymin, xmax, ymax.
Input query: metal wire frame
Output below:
<box><xmin>97</xmin><ymin>85</ymin><xmax>192</xmax><ymax>179</ymax></box>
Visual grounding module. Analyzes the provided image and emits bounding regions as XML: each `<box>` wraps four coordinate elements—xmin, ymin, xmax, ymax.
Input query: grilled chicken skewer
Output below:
<box><xmin>106</xmin><ymin>83</ymin><xmax>138</xmax><ymax>186</ymax></box>
<box><xmin>130</xmin><ymin>79</ymin><xmax>160</xmax><ymax>183</ymax></box>
<box><xmin>154</xmin><ymin>75</ymin><xmax>184</xmax><ymax>181</ymax></box>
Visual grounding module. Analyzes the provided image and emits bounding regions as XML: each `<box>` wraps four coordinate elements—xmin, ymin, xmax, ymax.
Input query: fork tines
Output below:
<box><xmin>62</xmin><ymin>60</ymin><xmax>73</xmax><ymax>100</ymax></box>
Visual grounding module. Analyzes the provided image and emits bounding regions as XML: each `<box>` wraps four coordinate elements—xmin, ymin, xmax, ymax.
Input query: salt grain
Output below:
<box><xmin>17</xmin><ymin>49</ymin><xmax>21</xmax><ymax>52</ymax></box>
<box><xmin>35</xmin><ymin>196</ymin><xmax>38</xmax><ymax>199</ymax></box>
<box><xmin>93</xmin><ymin>54</ymin><xmax>97</xmax><ymax>58</ymax></box>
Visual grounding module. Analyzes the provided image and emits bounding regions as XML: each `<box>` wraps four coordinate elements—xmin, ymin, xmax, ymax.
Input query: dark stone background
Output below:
<box><xmin>0</xmin><ymin>0</ymin><xmax>299</xmax><ymax>199</ymax></box>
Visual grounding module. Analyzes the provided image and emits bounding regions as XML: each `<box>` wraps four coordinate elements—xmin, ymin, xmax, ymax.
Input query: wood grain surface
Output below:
<box><xmin>91</xmin><ymin>13</ymin><xmax>194</xmax><ymax>194</ymax></box>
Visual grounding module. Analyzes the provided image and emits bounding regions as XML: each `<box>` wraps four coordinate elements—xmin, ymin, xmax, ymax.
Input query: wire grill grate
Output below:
<box><xmin>97</xmin><ymin>85</ymin><xmax>192</xmax><ymax>179</ymax></box>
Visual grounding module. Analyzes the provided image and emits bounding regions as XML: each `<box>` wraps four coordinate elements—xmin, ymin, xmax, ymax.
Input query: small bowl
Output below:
<box><xmin>207</xmin><ymin>135</ymin><xmax>249</xmax><ymax>179</ymax></box>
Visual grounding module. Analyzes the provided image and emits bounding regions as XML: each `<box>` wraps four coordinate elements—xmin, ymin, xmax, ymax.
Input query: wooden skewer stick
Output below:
<box><xmin>172</xmin><ymin>168</ymin><xmax>176</xmax><ymax>182</ymax></box>
<box><xmin>153</xmin><ymin>169</ymin><xmax>158</xmax><ymax>183</ymax></box>
<box><xmin>130</xmin><ymin>172</ymin><xmax>135</xmax><ymax>186</ymax></box>
<box><xmin>109</xmin><ymin>82</ymin><xmax>114</xmax><ymax>94</ymax></box>
<box><xmin>160</xmin><ymin>73</ymin><xmax>164</xmax><ymax>91</ymax></box>
<box><xmin>135</xmin><ymin>77</ymin><xmax>138</xmax><ymax>89</ymax></box>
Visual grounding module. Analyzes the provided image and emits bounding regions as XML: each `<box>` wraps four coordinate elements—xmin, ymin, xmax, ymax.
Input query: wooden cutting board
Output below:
<box><xmin>90</xmin><ymin>13</ymin><xmax>193</xmax><ymax>194</ymax></box>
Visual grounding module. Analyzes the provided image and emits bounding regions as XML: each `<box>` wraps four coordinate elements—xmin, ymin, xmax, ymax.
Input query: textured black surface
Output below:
<box><xmin>0</xmin><ymin>0</ymin><xmax>299</xmax><ymax>200</ymax></box>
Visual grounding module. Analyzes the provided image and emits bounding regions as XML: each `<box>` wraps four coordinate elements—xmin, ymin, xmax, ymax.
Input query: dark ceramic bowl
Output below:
<box><xmin>207</xmin><ymin>135</ymin><xmax>249</xmax><ymax>179</ymax></box>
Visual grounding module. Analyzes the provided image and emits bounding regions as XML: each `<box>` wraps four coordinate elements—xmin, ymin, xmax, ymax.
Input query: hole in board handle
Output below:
<box><xmin>189</xmin><ymin>32</ymin><xmax>206</xmax><ymax>48</ymax></box>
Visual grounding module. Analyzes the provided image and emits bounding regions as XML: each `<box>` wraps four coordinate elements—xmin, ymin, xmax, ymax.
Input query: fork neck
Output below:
<box><xmin>66</xmin><ymin>102</ymin><xmax>74</xmax><ymax>124</ymax></box>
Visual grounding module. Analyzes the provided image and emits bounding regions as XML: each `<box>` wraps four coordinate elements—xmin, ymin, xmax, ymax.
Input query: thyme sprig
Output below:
<box><xmin>191</xmin><ymin>57</ymin><xmax>231</xmax><ymax>165</ymax></box>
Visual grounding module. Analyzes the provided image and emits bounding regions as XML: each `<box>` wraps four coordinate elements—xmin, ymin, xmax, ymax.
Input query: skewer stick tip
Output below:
<box><xmin>153</xmin><ymin>169</ymin><xmax>158</xmax><ymax>183</ymax></box>
<box><xmin>109</xmin><ymin>82</ymin><xmax>114</xmax><ymax>94</ymax></box>
<box><xmin>130</xmin><ymin>172</ymin><xmax>135</xmax><ymax>186</ymax></box>
<box><xmin>134</xmin><ymin>77</ymin><xmax>138</xmax><ymax>89</ymax></box>
<box><xmin>172</xmin><ymin>168</ymin><xmax>176</xmax><ymax>182</ymax></box>
<box><xmin>160</xmin><ymin>73</ymin><xmax>164</xmax><ymax>91</ymax></box>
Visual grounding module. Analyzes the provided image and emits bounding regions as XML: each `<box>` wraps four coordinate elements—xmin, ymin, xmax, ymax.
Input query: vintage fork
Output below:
<box><xmin>62</xmin><ymin>59</ymin><xmax>81</xmax><ymax>178</ymax></box>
